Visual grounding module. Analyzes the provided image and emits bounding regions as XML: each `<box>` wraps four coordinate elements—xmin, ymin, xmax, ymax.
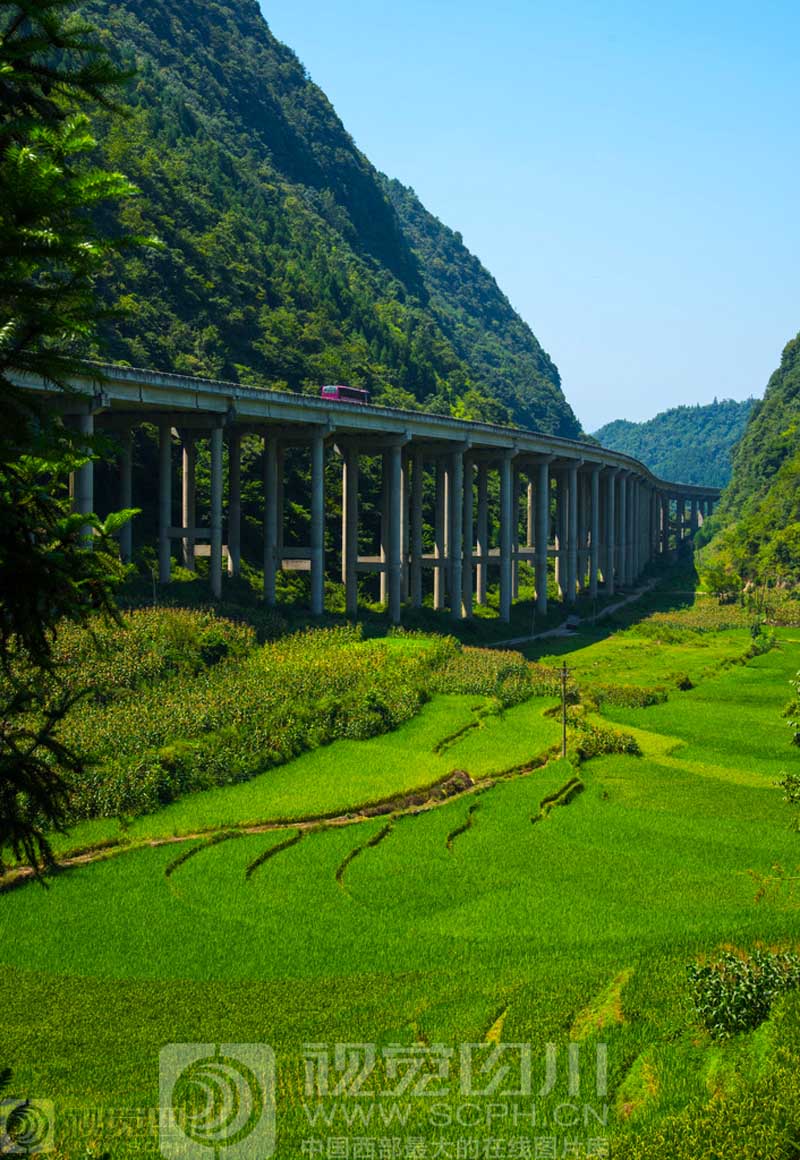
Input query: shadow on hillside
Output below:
<box><xmin>520</xmin><ymin>560</ymin><xmax>701</xmax><ymax>663</ymax></box>
<box><xmin>117</xmin><ymin>554</ymin><xmax>704</xmax><ymax>652</ymax></box>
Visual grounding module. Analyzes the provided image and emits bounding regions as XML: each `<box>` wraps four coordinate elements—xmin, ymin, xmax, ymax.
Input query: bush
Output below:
<box><xmin>590</xmin><ymin>683</ymin><xmax>668</xmax><ymax>709</ymax></box>
<box><xmin>566</xmin><ymin>710</ymin><xmax>640</xmax><ymax>762</ymax></box>
<box><xmin>688</xmin><ymin>946</ymin><xmax>800</xmax><ymax>1038</ymax></box>
<box><xmin>50</xmin><ymin>607</ymin><xmax>256</xmax><ymax>702</ymax></box>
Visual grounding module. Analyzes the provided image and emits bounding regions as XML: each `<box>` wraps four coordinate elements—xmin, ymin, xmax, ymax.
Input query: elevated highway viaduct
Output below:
<box><xmin>18</xmin><ymin>364</ymin><xmax>720</xmax><ymax>623</ymax></box>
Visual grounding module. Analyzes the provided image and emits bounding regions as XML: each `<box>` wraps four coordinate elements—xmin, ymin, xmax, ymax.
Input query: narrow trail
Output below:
<box><xmin>490</xmin><ymin>579</ymin><xmax>658</xmax><ymax>649</ymax></box>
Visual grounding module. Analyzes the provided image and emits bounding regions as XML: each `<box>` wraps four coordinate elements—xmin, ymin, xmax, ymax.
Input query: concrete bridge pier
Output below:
<box><xmin>566</xmin><ymin>460</ymin><xmax>580</xmax><ymax>604</ymax></box>
<box><xmin>209</xmin><ymin>426</ymin><xmax>224</xmax><ymax>600</ymax></box>
<box><xmin>449</xmin><ymin>449</ymin><xmax>464</xmax><ymax>622</ymax></box>
<box><xmin>462</xmin><ymin>454</ymin><xmax>474</xmax><ymax>619</ymax></box>
<box><xmin>386</xmin><ymin>443</ymin><xmax>403</xmax><ymax>625</ymax></box>
<box><xmin>499</xmin><ymin>451</ymin><xmax>513</xmax><ymax>622</ymax></box>
<box><xmin>475</xmin><ymin>462</ymin><xmax>489</xmax><ymax>606</ymax></box>
<box><xmin>434</xmin><ymin>458</ymin><xmax>446</xmax><ymax>611</ymax></box>
<box><xmin>340</xmin><ymin>446</ymin><xmax>358</xmax><ymax>617</ymax></box>
<box><xmin>158</xmin><ymin>422</ymin><xmax>172</xmax><ymax>585</ymax></box>
<box><xmin>604</xmin><ymin>468</ymin><xmax>617</xmax><ymax>596</ymax></box>
<box><xmin>227</xmin><ymin>430</ymin><xmax>241</xmax><ymax>578</ymax></box>
<box><xmin>589</xmin><ymin>465</ymin><xmax>601</xmax><ymax>599</ymax></box>
<box><xmin>119</xmin><ymin>428</ymin><xmax>133</xmax><ymax>564</ymax></box>
<box><xmin>410</xmin><ymin>448</ymin><xmax>424</xmax><ymax>609</ymax></box>
<box><xmin>617</xmin><ymin>471</ymin><xmax>628</xmax><ymax>587</ymax></box>
<box><xmin>309</xmin><ymin>433</ymin><xmax>325</xmax><ymax>616</ymax></box>
<box><xmin>535</xmin><ymin>458</ymin><xmax>550</xmax><ymax>617</ymax></box>
<box><xmin>263</xmin><ymin>434</ymin><xmax>279</xmax><ymax>607</ymax></box>
<box><xmin>180</xmin><ymin>433</ymin><xmax>196</xmax><ymax>571</ymax></box>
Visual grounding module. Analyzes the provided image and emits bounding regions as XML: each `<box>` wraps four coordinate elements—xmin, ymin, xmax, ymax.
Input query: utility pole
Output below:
<box><xmin>561</xmin><ymin>662</ymin><xmax>569</xmax><ymax>759</ymax></box>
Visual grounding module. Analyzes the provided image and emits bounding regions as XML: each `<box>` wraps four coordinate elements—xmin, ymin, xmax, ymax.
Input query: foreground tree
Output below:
<box><xmin>0</xmin><ymin>0</ymin><xmax>144</xmax><ymax>872</ymax></box>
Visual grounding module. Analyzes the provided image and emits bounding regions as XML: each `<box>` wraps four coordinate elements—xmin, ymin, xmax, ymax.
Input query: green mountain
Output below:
<box><xmin>593</xmin><ymin>398</ymin><xmax>755</xmax><ymax>488</ymax></box>
<box><xmin>83</xmin><ymin>0</ymin><xmax>579</xmax><ymax>436</ymax></box>
<box><xmin>697</xmin><ymin>333</ymin><xmax>800</xmax><ymax>589</ymax></box>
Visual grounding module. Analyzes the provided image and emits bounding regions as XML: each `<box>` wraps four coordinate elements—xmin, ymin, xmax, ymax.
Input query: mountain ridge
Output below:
<box><xmin>83</xmin><ymin>0</ymin><xmax>581</xmax><ymax>437</ymax></box>
<box><xmin>593</xmin><ymin>398</ymin><xmax>755</xmax><ymax>488</ymax></box>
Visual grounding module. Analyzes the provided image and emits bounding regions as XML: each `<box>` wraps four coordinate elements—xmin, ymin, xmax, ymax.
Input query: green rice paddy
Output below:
<box><xmin>2</xmin><ymin>599</ymin><xmax>799</xmax><ymax>1158</ymax></box>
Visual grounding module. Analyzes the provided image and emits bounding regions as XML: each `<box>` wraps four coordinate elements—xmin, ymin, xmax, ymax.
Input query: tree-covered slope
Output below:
<box><xmin>83</xmin><ymin>0</ymin><xmax>580</xmax><ymax>436</ymax></box>
<box><xmin>593</xmin><ymin>398</ymin><xmax>754</xmax><ymax>487</ymax></box>
<box><xmin>697</xmin><ymin>333</ymin><xmax>800</xmax><ymax>589</ymax></box>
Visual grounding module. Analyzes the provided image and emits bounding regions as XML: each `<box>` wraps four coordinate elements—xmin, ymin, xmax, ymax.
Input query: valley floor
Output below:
<box><xmin>2</xmin><ymin>584</ymin><xmax>800</xmax><ymax>1158</ymax></box>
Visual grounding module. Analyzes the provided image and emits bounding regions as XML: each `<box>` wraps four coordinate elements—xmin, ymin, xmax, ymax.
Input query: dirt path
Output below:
<box><xmin>491</xmin><ymin>579</ymin><xmax>658</xmax><ymax>649</ymax></box>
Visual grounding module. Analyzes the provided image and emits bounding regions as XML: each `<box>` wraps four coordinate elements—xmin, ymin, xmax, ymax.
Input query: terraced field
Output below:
<box><xmin>2</xmin><ymin>602</ymin><xmax>799</xmax><ymax>1158</ymax></box>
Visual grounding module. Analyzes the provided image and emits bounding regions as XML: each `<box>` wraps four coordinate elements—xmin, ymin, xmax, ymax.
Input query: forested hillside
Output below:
<box><xmin>593</xmin><ymin>398</ymin><xmax>754</xmax><ymax>487</ymax></box>
<box><xmin>82</xmin><ymin>0</ymin><xmax>579</xmax><ymax>436</ymax></box>
<box><xmin>698</xmin><ymin>333</ymin><xmax>800</xmax><ymax>589</ymax></box>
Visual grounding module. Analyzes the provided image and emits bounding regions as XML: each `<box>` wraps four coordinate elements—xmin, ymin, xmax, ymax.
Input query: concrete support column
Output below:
<box><xmin>158</xmin><ymin>422</ymin><xmax>172</xmax><ymax>584</ymax></box>
<box><xmin>434</xmin><ymin>459</ymin><xmax>446</xmax><ymax>611</ymax></box>
<box><xmin>450</xmin><ymin>450</ymin><xmax>464</xmax><ymax>621</ymax></box>
<box><xmin>605</xmin><ymin>470</ymin><xmax>616</xmax><ymax>596</ymax></box>
<box><xmin>618</xmin><ymin>472</ymin><xmax>628</xmax><ymax>588</ymax></box>
<box><xmin>276</xmin><ymin>446</ymin><xmax>285</xmax><ymax>562</ymax></box>
<box><xmin>526</xmin><ymin>479</ymin><xmax>535</xmax><ymax>550</ymax></box>
<box><xmin>462</xmin><ymin>455</ymin><xmax>474</xmax><ymax>619</ymax></box>
<box><xmin>660</xmin><ymin>494</ymin><xmax>669</xmax><ymax>555</ymax></box>
<box><xmin>210</xmin><ymin>426</ymin><xmax>223</xmax><ymax>599</ymax></box>
<box><xmin>72</xmin><ymin>412</ymin><xmax>94</xmax><ymax>548</ymax></box>
<box><xmin>181</xmin><ymin>434</ymin><xmax>196</xmax><ymax>571</ymax></box>
<box><xmin>476</xmin><ymin>464</ymin><xmax>489</xmax><ymax>606</ymax></box>
<box><xmin>388</xmin><ymin>443</ymin><xmax>403</xmax><ymax>625</ymax></box>
<box><xmin>566</xmin><ymin>462</ymin><xmax>578</xmax><ymax>605</ymax></box>
<box><xmin>536</xmin><ymin>460</ymin><xmax>549</xmax><ymax>616</ymax></box>
<box><xmin>589</xmin><ymin>466</ymin><xmax>600</xmax><ymax>599</ymax></box>
<box><xmin>310</xmin><ymin>434</ymin><xmax>325</xmax><ymax>616</ymax></box>
<box><xmin>499</xmin><ymin>452</ymin><xmax>513</xmax><ymax>622</ymax></box>
<box><xmin>263</xmin><ymin>434</ymin><xmax>279</xmax><ymax>606</ymax></box>
<box><xmin>626</xmin><ymin>477</ymin><xmax>636</xmax><ymax>584</ymax></box>
<box><xmin>443</xmin><ymin>460</ymin><xmax>452</xmax><ymax>595</ymax></box>
<box><xmin>555</xmin><ymin>472</ymin><xmax>567</xmax><ymax>599</ymax></box>
<box><xmin>119</xmin><ymin>429</ymin><xmax>133</xmax><ymax>563</ymax></box>
<box><xmin>512</xmin><ymin>467</ymin><xmax>521</xmax><ymax>600</ymax></box>
<box><xmin>401</xmin><ymin>453</ymin><xmax>410</xmax><ymax>602</ymax></box>
<box><xmin>342</xmin><ymin>448</ymin><xmax>359</xmax><ymax>618</ymax></box>
<box><xmin>410</xmin><ymin>449</ymin><xmax>424</xmax><ymax>608</ymax></box>
<box><xmin>690</xmin><ymin>498</ymin><xmax>698</xmax><ymax>536</ymax></box>
<box><xmin>380</xmin><ymin>452</ymin><xmax>389</xmax><ymax>606</ymax></box>
<box><xmin>227</xmin><ymin>430</ymin><xmax>241</xmax><ymax>577</ymax></box>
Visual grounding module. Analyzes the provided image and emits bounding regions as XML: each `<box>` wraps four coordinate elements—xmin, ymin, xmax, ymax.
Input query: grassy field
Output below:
<box><xmin>2</xmin><ymin>585</ymin><xmax>800</xmax><ymax>1158</ymax></box>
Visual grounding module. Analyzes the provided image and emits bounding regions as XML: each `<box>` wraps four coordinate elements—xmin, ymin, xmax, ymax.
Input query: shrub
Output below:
<box><xmin>566</xmin><ymin>710</ymin><xmax>640</xmax><ymax>762</ymax></box>
<box><xmin>590</xmin><ymin>683</ymin><xmax>668</xmax><ymax>709</ymax></box>
<box><xmin>688</xmin><ymin>946</ymin><xmax>800</xmax><ymax>1038</ymax></box>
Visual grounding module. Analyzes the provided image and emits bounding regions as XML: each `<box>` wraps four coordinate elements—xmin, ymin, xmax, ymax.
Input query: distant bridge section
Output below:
<box><xmin>17</xmin><ymin>364</ymin><xmax>720</xmax><ymax>623</ymax></box>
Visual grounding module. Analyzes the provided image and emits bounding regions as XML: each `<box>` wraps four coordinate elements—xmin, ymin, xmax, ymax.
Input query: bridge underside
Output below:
<box><xmin>39</xmin><ymin>365</ymin><xmax>719</xmax><ymax>624</ymax></box>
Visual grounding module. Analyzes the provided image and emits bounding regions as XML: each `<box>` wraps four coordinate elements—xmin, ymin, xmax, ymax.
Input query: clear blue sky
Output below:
<box><xmin>261</xmin><ymin>0</ymin><xmax>799</xmax><ymax>431</ymax></box>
